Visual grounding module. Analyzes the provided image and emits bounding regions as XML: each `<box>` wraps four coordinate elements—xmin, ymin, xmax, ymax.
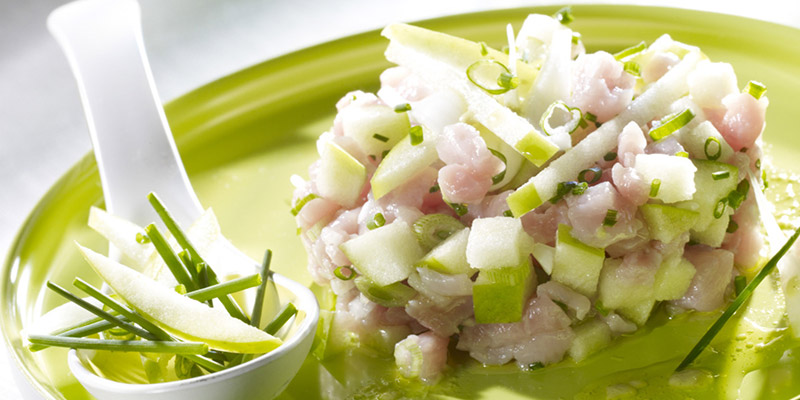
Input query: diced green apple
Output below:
<box><xmin>597</xmin><ymin>258</ymin><xmax>656</xmax><ymax>326</ymax></box>
<box><xmin>639</xmin><ymin>204</ymin><xmax>699</xmax><ymax>243</ymax></box>
<box><xmin>653</xmin><ymin>255</ymin><xmax>696</xmax><ymax>301</ymax></box>
<box><xmin>507</xmin><ymin>52</ymin><xmax>703</xmax><ymax>216</ymax></box>
<box><xmin>317</xmin><ymin>140</ymin><xmax>367</xmax><ymax>208</ymax></box>
<box><xmin>466</xmin><ymin>217</ymin><xmax>533</xmax><ymax>269</ymax></box>
<box><xmin>568</xmin><ymin>318</ymin><xmax>612</xmax><ymax>363</ymax></box>
<box><xmin>415</xmin><ymin>228</ymin><xmax>472</xmax><ymax>275</ymax></box>
<box><xmin>552</xmin><ymin>224</ymin><xmax>605</xmax><ymax>297</ymax></box>
<box><xmin>341</xmin><ymin>104</ymin><xmax>410</xmax><ymax>157</ymax></box>
<box><xmin>371</xmin><ymin>126</ymin><xmax>438</xmax><ymax>199</ymax></box>
<box><xmin>472</xmin><ymin>263</ymin><xmax>535</xmax><ymax>324</ymax></box>
<box><xmin>340</xmin><ymin>220</ymin><xmax>424</xmax><ymax>286</ymax></box>
<box><xmin>634</xmin><ymin>153</ymin><xmax>697</xmax><ymax>203</ymax></box>
<box><xmin>354</xmin><ymin>276</ymin><xmax>417</xmax><ymax>308</ymax></box>
<box><xmin>78</xmin><ymin>245</ymin><xmax>281</xmax><ymax>354</ymax></box>
<box><xmin>675</xmin><ymin>159</ymin><xmax>738</xmax><ymax>243</ymax></box>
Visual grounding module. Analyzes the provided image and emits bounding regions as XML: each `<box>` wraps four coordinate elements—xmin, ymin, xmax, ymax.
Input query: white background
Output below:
<box><xmin>1</xmin><ymin>0</ymin><xmax>799</xmax><ymax>398</ymax></box>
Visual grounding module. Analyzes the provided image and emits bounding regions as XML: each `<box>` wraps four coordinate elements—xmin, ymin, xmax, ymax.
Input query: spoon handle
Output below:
<box><xmin>48</xmin><ymin>0</ymin><xmax>202</xmax><ymax>228</ymax></box>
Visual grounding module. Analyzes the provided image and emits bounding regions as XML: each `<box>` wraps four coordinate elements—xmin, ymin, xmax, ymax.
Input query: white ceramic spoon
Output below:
<box><xmin>47</xmin><ymin>0</ymin><xmax>318</xmax><ymax>399</ymax></box>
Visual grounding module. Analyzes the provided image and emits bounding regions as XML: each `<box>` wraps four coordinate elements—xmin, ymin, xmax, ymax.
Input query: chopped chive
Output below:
<box><xmin>381</xmin><ymin>149</ymin><xmax>390</xmax><ymax>159</ymax></box>
<box><xmin>614</xmin><ymin>41</ymin><xmax>647</xmax><ymax>61</ymax></box>
<box><xmin>728</xmin><ymin>179</ymin><xmax>751</xmax><ymax>210</ymax></box>
<box><xmin>249</xmin><ymin>250</ymin><xmax>273</xmax><ymax>328</ymax></box>
<box><xmin>704</xmin><ymin>137</ymin><xmax>722</xmax><ymax>161</ymax></box>
<box><xmin>46</xmin><ymin>281</ymin><xmax>153</xmax><ymax>340</ymax></box>
<box><xmin>676</xmin><ymin>151</ymin><xmax>689</xmax><ymax>158</ymax></box>
<box><xmin>595</xmin><ymin>300</ymin><xmax>610</xmax><ymax>316</ymax></box>
<box><xmin>744</xmin><ymin>80</ymin><xmax>766</xmax><ymax>99</ymax></box>
<box><xmin>369</xmin><ymin>155</ymin><xmax>377</xmax><ymax>161</ymax></box>
<box><xmin>755</xmin><ymin>159</ymin><xmax>761</xmax><ymax>170</ymax></box>
<box><xmin>409</xmin><ymin>126</ymin><xmax>424</xmax><ymax>146</ymax></box>
<box><xmin>502</xmin><ymin>45</ymin><xmax>509</xmax><ymax>55</ymax></box>
<box><xmin>727</xmin><ymin>218</ymin><xmax>739</xmax><ymax>233</ymax></box>
<box><xmin>650</xmin><ymin>179</ymin><xmax>661</xmax><ymax>197</ymax></box>
<box><xmin>466</xmin><ymin>59</ymin><xmax>515</xmax><ymax>95</ymax></box>
<box><xmin>676</xmin><ymin>226</ymin><xmax>800</xmax><ymax>371</ymax></box>
<box><xmin>488</xmin><ymin>148</ymin><xmax>508</xmax><ymax>185</ymax></box>
<box><xmin>603</xmin><ymin>209</ymin><xmax>618</xmax><ymax>227</ymax></box>
<box><xmin>394</xmin><ymin>103</ymin><xmax>411</xmax><ymax>113</ymax></box>
<box><xmin>429</xmin><ymin>184</ymin><xmax>440</xmax><ymax>193</ymax></box>
<box><xmin>578</xmin><ymin>167</ymin><xmax>602</xmax><ymax>184</ymax></box>
<box><xmin>178</xmin><ymin>250</ymin><xmax>201</xmax><ymax>285</ymax></box>
<box><xmin>145</xmin><ymin>224</ymin><xmax>197</xmax><ymax>291</ymax></box>
<box><xmin>763</xmin><ymin>169</ymin><xmax>769</xmax><ymax>190</ymax></box>
<box><xmin>603</xmin><ymin>151</ymin><xmax>617</xmax><ymax>161</ymax></box>
<box><xmin>623</xmin><ymin>61</ymin><xmax>641</xmax><ymax>77</ymax></box>
<box><xmin>528</xmin><ymin>362</ymin><xmax>545</xmax><ymax>371</ymax></box>
<box><xmin>649</xmin><ymin>109</ymin><xmax>695</xmax><ymax>141</ymax></box>
<box><xmin>188</xmin><ymin>273</ymin><xmax>262</xmax><ymax>303</ymax></box>
<box><xmin>553</xmin><ymin>6</ymin><xmax>574</xmax><ymax>24</ymax></box>
<box><xmin>734</xmin><ymin>276</ymin><xmax>747</xmax><ymax>296</ymax></box>
<box><xmin>572</xmin><ymin>182</ymin><xmax>589</xmax><ymax>195</ymax></box>
<box><xmin>552</xmin><ymin>300</ymin><xmax>569</xmax><ymax>313</ymax></box>
<box><xmin>549</xmin><ymin>181</ymin><xmax>579</xmax><ymax>204</ymax></box>
<box><xmin>174</xmin><ymin>284</ymin><xmax>187</xmax><ymax>295</ymax></box>
<box><xmin>585</xmin><ymin>112</ymin><xmax>601</xmax><ymax>128</ymax></box>
<box><xmin>713</xmin><ymin>199</ymin><xmax>727</xmax><ymax>219</ymax></box>
<box><xmin>497</xmin><ymin>72</ymin><xmax>519</xmax><ymax>91</ymax></box>
<box><xmin>571</xmin><ymin>32</ymin><xmax>581</xmax><ymax>45</ymax></box>
<box><xmin>712</xmin><ymin>171</ymin><xmax>730</xmax><ymax>181</ymax></box>
<box><xmin>27</xmin><ymin>335</ymin><xmax>208</xmax><ymax>355</ymax></box>
<box><xmin>373</xmin><ymin>133</ymin><xmax>390</xmax><ymax>143</ymax></box>
<box><xmin>503</xmin><ymin>210</ymin><xmax>514</xmax><ymax>217</ymax></box>
<box><xmin>291</xmin><ymin>193</ymin><xmax>319</xmax><ymax>216</ymax></box>
<box><xmin>147</xmin><ymin>194</ymin><xmax>248</xmax><ymax>322</ymax></box>
<box><xmin>265</xmin><ymin>303</ymin><xmax>298</xmax><ymax>336</ymax></box>
<box><xmin>29</xmin><ymin>318</ymin><xmax>120</xmax><ymax>352</ymax></box>
<box><xmin>367</xmin><ymin>213</ymin><xmax>386</xmax><ymax>230</ymax></box>
<box><xmin>333</xmin><ymin>266</ymin><xmax>356</xmax><ymax>281</ymax></box>
<box><xmin>135</xmin><ymin>232</ymin><xmax>150</xmax><ymax>244</ymax></box>
<box><xmin>72</xmin><ymin>278</ymin><xmax>164</xmax><ymax>340</ymax></box>
<box><xmin>448</xmin><ymin>203</ymin><xmax>469</xmax><ymax>217</ymax></box>
<box><xmin>479</xmin><ymin>41</ymin><xmax>489</xmax><ymax>56</ymax></box>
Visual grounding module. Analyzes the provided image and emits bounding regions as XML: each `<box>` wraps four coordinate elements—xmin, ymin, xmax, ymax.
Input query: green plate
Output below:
<box><xmin>4</xmin><ymin>5</ymin><xmax>800</xmax><ymax>400</ymax></box>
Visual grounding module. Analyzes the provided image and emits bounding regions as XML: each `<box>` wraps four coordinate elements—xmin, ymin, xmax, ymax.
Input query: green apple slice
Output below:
<box><xmin>88</xmin><ymin>206</ymin><xmax>153</xmax><ymax>271</ymax></box>
<box><xmin>78</xmin><ymin>245</ymin><xmax>281</xmax><ymax>354</ymax></box>
<box><xmin>340</xmin><ymin>220</ymin><xmax>424</xmax><ymax>286</ymax></box>
<box><xmin>640</xmin><ymin>204</ymin><xmax>699</xmax><ymax>243</ymax></box>
<box><xmin>317</xmin><ymin>140</ymin><xmax>367</xmax><ymax>208</ymax></box>
<box><xmin>383</xmin><ymin>25</ymin><xmax>559</xmax><ymax>167</ymax></box>
<box><xmin>552</xmin><ymin>224</ymin><xmax>605</xmax><ymax>297</ymax></box>
<box><xmin>371</xmin><ymin>126</ymin><xmax>438</xmax><ymax>199</ymax></box>
<box><xmin>507</xmin><ymin>51</ymin><xmax>703</xmax><ymax>216</ymax></box>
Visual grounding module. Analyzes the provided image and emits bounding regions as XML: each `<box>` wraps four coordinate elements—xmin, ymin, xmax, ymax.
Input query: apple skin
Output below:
<box><xmin>77</xmin><ymin>245</ymin><xmax>281</xmax><ymax>354</ymax></box>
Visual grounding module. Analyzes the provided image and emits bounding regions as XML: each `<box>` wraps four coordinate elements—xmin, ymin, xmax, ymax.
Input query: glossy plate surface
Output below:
<box><xmin>3</xmin><ymin>5</ymin><xmax>800</xmax><ymax>399</ymax></box>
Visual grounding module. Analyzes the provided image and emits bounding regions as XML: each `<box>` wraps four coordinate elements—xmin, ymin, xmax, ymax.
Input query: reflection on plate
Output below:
<box><xmin>3</xmin><ymin>5</ymin><xmax>800</xmax><ymax>400</ymax></box>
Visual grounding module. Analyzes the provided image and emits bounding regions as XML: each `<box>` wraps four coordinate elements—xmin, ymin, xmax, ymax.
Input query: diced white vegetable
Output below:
<box><xmin>688</xmin><ymin>60</ymin><xmax>738</xmax><ymax>109</ymax></box>
<box><xmin>634</xmin><ymin>153</ymin><xmax>697</xmax><ymax>203</ymax></box>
